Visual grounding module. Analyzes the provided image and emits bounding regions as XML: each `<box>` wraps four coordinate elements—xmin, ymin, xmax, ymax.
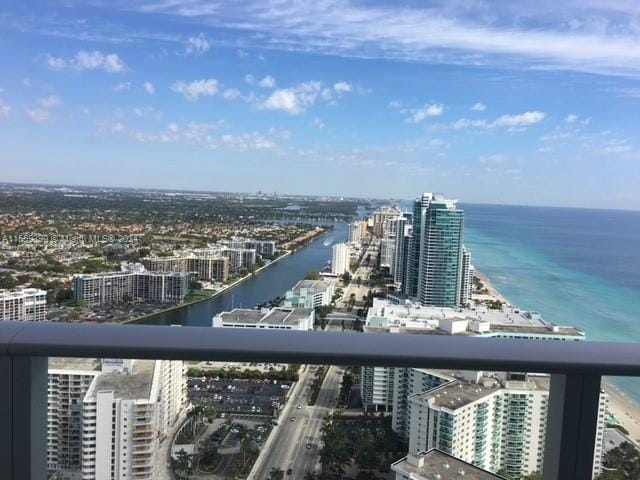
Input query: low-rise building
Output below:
<box><xmin>0</xmin><ymin>287</ymin><xmax>47</xmax><ymax>321</ymax></box>
<box><xmin>281</xmin><ymin>279</ymin><xmax>335</xmax><ymax>309</ymax></box>
<box><xmin>213</xmin><ymin>306</ymin><xmax>314</xmax><ymax>330</ymax></box>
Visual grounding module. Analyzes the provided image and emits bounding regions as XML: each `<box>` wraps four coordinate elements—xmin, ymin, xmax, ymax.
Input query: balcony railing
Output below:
<box><xmin>2</xmin><ymin>320</ymin><xmax>640</xmax><ymax>480</ymax></box>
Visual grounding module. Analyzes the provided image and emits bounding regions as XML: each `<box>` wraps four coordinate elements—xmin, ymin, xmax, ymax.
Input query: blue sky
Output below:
<box><xmin>1</xmin><ymin>1</ymin><xmax>640</xmax><ymax>208</ymax></box>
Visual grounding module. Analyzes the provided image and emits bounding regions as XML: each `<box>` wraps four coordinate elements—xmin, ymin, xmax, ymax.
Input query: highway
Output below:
<box><xmin>251</xmin><ymin>364</ymin><xmax>343</xmax><ymax>479</ymax></box>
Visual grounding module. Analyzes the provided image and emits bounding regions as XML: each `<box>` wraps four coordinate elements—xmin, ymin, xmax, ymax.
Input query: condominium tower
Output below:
<box><xmin>0</xmin><ymin>287</ymin><xmax>47</xmax><ymax>321</ymax></box>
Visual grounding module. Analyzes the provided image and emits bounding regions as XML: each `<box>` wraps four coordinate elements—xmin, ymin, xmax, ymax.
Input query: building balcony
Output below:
<box><xmin>2</xmin><ymin>320</ymin><xmax>639</xmax><ymax>480</ymax></box>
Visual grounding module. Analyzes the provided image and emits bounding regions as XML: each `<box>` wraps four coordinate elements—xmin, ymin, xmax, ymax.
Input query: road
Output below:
<box><xmin>251</xmin><ymin>365</ymin><xmax>343</xmax><ymax>479</ymax></box>
<box><xmin>341</xmin><ymin>239</ymin><xmax>379</xmax><ymax>307</ymax></box>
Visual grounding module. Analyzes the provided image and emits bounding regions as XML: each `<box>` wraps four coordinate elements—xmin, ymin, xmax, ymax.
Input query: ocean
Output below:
<box><xmin>463</xmin><ymin>203</ymin><xmax>640</xmax><ymax>403</ymax></box>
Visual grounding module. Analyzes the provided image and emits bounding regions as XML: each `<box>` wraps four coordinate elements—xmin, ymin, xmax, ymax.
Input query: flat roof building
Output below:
<box><xmin>213</xmin><ymin>306</ymin><xmax>314</xmax><ymax>330</ymax></box>
<box><xmin>282</xmin><ymin>279</ymin><xmax>335</xmax><ymax>309</ymax></box>
<box><xmin>0</xmin><ymin>287</ymin><xmax>47</xmax><ymax>321</ymax></box>
<box><xmin>392</xmin><ymin>449</ymin><xmax>506</xmax><ymax>480</ymax></box>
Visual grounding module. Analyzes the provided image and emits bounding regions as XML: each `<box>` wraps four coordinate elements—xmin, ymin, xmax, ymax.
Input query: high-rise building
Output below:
<box><xmin>406</xmin><ymin>193</ymin><xmax>433</xmax><ymax>297</ymax></box>
<box><xmin>331</xmin><ymin>243</ymin><xmax>350</xmax><ymax>275</ymax></box>
<box><xmin>80</xmin><ymin>359</ymin><xmax>186</xmax><ymax>480</ymax></box>
<box><xmin>407</xmin><ymin>373</ymin><xmax>549</xmax><ymax>477</ymax></box>
<box><xmin>47</xmin><ymin>358</ymin><xmax>102</xmax><ymax>479</ymax></box>
<box><xmin>459</xmin><ymin>246</ymin><xmax>473</xmax><ymax>306</ymax></box>
<box><xmin>379</xmin><ymin>237</ymin><xmax>396</xmax><ymax>269</ymax></box>
<box><xmin>416</xmin><ymin>195</ymin><xmax>464</xmax><ymax>307</ymax></box>
<box><xmin>0</xmin><ymin>287</ymin><xmax>47</xmax><ymax>321</ymax></box>
<box><xmin>73</xmin><ymin>269</ymin><xmax>188</xmax><ymax>307</ymax></box>
<box><xmin>392</xmin><ymin>215</ymin><xmax>412</xmax><ymax>289</ymax></box>
<box><xmin>142</xmin><ymin>255</ymin><xmax>229</xmax><ymax>282</ymax></box>
<box><xmin>348</xmin><ymin>221</ymin><xmax>363</xmax><ymax>243</ymax></box>
<box><xmin>47</xmin><ymin>358</ymin><xmax>186</xmax><ymax>480</ymax></box>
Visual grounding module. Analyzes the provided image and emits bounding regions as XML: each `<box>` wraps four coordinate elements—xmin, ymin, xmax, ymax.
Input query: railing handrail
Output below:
<box><xmin>2</xmin><ymin>321</ymin><xmax>640</xmax><ymax>376</ymax></box>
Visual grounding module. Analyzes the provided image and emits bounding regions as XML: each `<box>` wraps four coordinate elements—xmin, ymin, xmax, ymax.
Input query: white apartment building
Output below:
<box><xmin>331</xmin><ymin>243</ymin><xmax>350</xmax><ymax>275</ymax></box>
<box><xmin>379</xmin><ymin>237</ymin><xmax>396</xmax><ymax>269</ymax></box>
<box><xmin>392</xmin><ymin>449</ymin><xmax>505</xmax><ymax>480</ymax></box>
<box><xmin>348</xmin><ymin>221</ymin><xmax>367</xmax><ymax>243</ymax></box>
<box><xmin>47</xmin><ymin>358</ymin><xmax>185</xmax><ymax>480</ymax></box>
<box><xmin>0</xmin><ymin>287</ymin><xmax>47</xmax><ymax>321</ymax></box>
<box><xmin>459</xmin><ymin>246</ymin><xmax>474</xmax><ymax>306</ymax></box>
<box><xmin>80</xmin><ymin>359</ymin><xmax>186</xmax><ymax>480</ymax></box>
<box><xmin>406</xmin><ymin>373</ymin><xmax>608</xmax><ymax>479</ymax></box>
<box><xmin>73</xmin><ymin>269</ymin><xmax>189</xmax><ymax>307</ymax></box>
<box><xmin>282</xmin><ymin>279</ymin><xmax>335</xmax><ymax>309</ymax></box>
<box><xmin>48</xmin><ymin>358</ymin><xmax>103</xmax><ymax>480</ymax></box>
<box><xmin>213</xmin><ymin>306</ymin><xmax>314</xmax><ymax>330</ymax></box>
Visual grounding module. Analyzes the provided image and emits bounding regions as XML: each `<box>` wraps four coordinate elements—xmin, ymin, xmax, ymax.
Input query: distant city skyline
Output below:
<box><xmin>2</xmin><ymin>1</ymin><xmax>640</xmax><ymax>209</ymax></box>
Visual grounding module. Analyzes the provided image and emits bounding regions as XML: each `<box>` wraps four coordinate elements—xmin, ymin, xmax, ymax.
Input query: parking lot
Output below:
<box><xmin>188</xmin><ymin>377</ymin><xmax>294</xmax><ymax>416</ymax></box>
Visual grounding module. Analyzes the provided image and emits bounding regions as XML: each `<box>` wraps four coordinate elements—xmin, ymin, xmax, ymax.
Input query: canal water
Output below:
<box><xmin>139</xmin><ymin>222</ymin><xmax>349</xmax><ymax>327</ymax></box>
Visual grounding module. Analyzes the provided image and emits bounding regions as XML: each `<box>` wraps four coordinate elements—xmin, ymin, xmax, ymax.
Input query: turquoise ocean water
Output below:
<box><xmin>462</xmin><ymin>204</ymin><xmax>640</xmax><ymax>404</ymax></box>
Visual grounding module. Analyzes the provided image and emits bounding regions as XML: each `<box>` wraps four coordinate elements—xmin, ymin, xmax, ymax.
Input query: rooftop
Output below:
<box><xmin>290</xmin><ymin>279</ymin><xmax>334</xmax><ymax>294</ymax></box>
<box><xmin>88</xmin><ymin>360</ymin><xmax>156</xmax><ymax>400</ymax></box>
<box><xmin>0</xmin><ymin>287</ymin><xmax>47</xmax><ymax>299</ymax></box>
<box><xmin>412</xmin><ymin>375</ymin><xmax>549</xmax><ymax>410</ymax></box>
<box><xmin>48</xmin><ymin>357</ymin><xmax>102</xmax><ymax>373</ymax></box>
<box><xmin>366</xmin><ymin>299</ymin><xmax>584</xmax><ymax>338</ymax></box>
<box><xmin>391</xmin><ymin>449</ymin><xmax>505</xmax><ymax>479</ymax></box>
<box><xmin>216</xmin><ymin>307</ymin><xmax>313</xmax><ymax>326</ymax></box>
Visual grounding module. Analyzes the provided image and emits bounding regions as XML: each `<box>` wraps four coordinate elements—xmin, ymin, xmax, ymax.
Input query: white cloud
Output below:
<box><xmin>113</xmin><ymin>82</ymin><xmax>132</xmax><ymax>92</ymax></box>
<box><xmin>388</xmin><ymin>100</ymin><xmax>402</xmax><ymax>110</ymax></box>
<box><xmin>143</xmin><ymin>82</ymin><xmax>155</xmax><ymax>94</ymax></box>
<box><xmin>333</xmin><ymin>81</ymin><xmax>352</xmax><ymax>93</ymax></box>
<box><xmin>25</xmin><ymin>95</ymin><xmax>63</xmax><ymax>123</ymax></box>
<box><xmin>492</xmin><ymin>111</ymin><xmax>546</xmax><ymax>127</ymax></box>
<box><xmin>244</xmin><ymin>74</ymin><xmax>255</xmax><ymax>85</ymax></box>
<box><xmin>171</xmin><ymin>79</ymin><xmax>219</xmax><ymax>101</ymax></box>
<box><xmin>101</xmin><ymin>120</ymin><xmax>284</xmax><ymax>151</ymax></box>
<box><xmin>45</xmin><ymin>50</ymin><xmax>126</xmax><ymax>73</ymax></box>
<box><xmin>452</xmin><ymin>110</ymin><xmax>546</xmax><ymax>130</ymax></box>
<box><xmin>260</xmin><ymin>81</ymin><xmax>322</xmax><ymax>115</ymax></box>
<box><xmin>258</xmin><ymin>75</ymin><xmax>276</xmax><ymax>88</ymax></box>
<box><xmin>312</xmin><ymin>117</ymin><xmax>325</xmax><ymax>129</ymax></box>
<box><xmin>565</xmin><ymin>113</ymin><xmax>578</xmax><ymax>123</ymax></box>
<box><xmin>26</xmin><ymin>108</ymin><xmax>52</xmax><ymax>123</ymax></box>
<box><xmin>471</xmin><ymin>102</ymin><xmax>486</xmax><ymax>111</ymax></box>
<box><xmin>120</xmin><ymin>0</ymin><xmax>640</xmax><ymax>77</ymax></box>
<box><xmin>132</xmin><ymin>107</ymin><xmax>162</xmax><ymax>120</ymax></box>
<box><xmin>0</xmin><ymin>99</ymin><xmax>11</xmax><ymax>119</ymax></box>
<box><xmin>185</xmin><ymin>33</ymin><xmax>212</xmax><ymax>55</ymax></box>
<box><xmin>222</xmin><ymin>88</ymin><xmax>242</xmax><ymax>100</ymax></box>
<box><xmin>406</xmin><ymin>104</ymin><xmax>444</xmax><ymax>123</ymax></box>
<box><xmin>38</xmin><ymin>95</ymin><xmax>62</xmax><ymax>109</ymax></box>
<box><xmin>480</xmin><ymin>154</ymin><xmax>509</xmax><ymax>164</ymax></box>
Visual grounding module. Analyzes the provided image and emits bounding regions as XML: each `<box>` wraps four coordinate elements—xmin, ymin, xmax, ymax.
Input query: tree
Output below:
<box><xmin>174</xmin><ymin>449</ymin><xmax>194</xmax><ymax>479</ymax></box>
<box><xmin>267</xmin><ymin>468</ymin><xmax>285</xmax><ymax>480</ymax></box>
<box><xmin>598</xmin><ymin>442</ymin><xmax>640</xmax><ymax>479</ymax></box>
<box><xmin>524</xmin><ymin>473</ymin><xmax>542</xmax><ymax>480</ymax></box>
<box><xmin>0</xmin><ymin>274</ymin><xmax>17</xmax><ymax>289</ymax></box>
<box><xmin>305</xmin><ymin>271</ymin><xmax>321</xmax><ymax>280</ymax></box>
<box><xmin>341</xmin><ymin>271</ymin><xmax>351</xmax><ymax>284</ymax></box>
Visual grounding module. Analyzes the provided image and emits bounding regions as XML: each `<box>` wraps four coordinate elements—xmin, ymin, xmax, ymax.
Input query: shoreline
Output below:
<box><xmin>475</xmin><ymin>268</ymin><xmax>640</xmax><ymax>443</ymax></box>
<box><xmin>123</xmin><ymin>227</ymin><xmax>328</xmax><ymax>325</ymax></box>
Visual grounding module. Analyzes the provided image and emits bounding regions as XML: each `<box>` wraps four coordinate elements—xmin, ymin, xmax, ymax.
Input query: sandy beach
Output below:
<box><xmin>473</xmin><ymin>270</ymin><xmax>508</xmax><ymax>303</ymax></box>
<box><xmin>605</xmin><ymin>381</ymin><xmax>640</xmax><ymax>443</ymax></box>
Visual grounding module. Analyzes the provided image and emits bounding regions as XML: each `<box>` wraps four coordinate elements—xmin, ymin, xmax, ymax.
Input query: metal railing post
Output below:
<box><xmin>543</xmin><ymin>373</ymin><xmax>602</xmax><ymax>480</ymax></box>
<box><xmin>0</xmin><ymin>355</ymin><xmax>47</xmax><ymax>480</ymax></box>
